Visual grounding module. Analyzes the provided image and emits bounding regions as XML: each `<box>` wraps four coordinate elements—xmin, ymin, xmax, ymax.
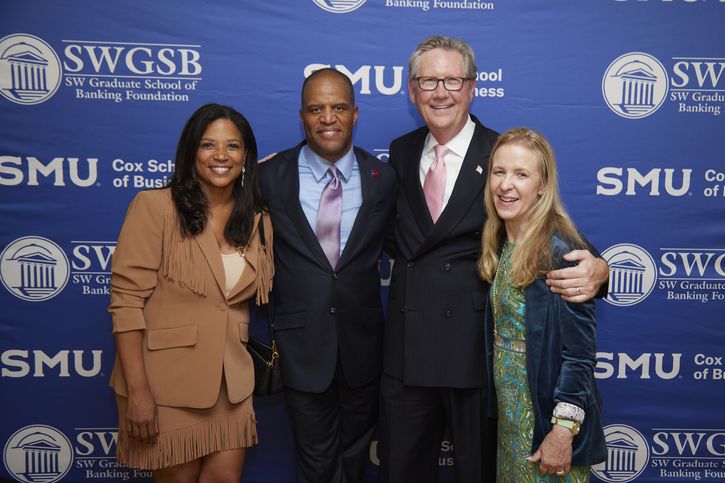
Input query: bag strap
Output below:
<box><xmin>266</xmin><ymin>295</ymin><xmax>275</xmax><ymax>337</ymax></box>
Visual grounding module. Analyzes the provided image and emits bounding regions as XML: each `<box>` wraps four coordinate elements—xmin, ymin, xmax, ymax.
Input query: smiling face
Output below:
<box><xmin>194</xmin><ymin>118</ymin><xmax>245</xmax><ymax>199</ymax></box>
<box><xmin>300</xmin><ymin>72</ymin><xmax>358</xmax><ymax>162</ymax></box>
<box><xmin>409</xmin><ymin>48</ymin><xmax>474</xmax><ymax>144</ymax></box>
<box><xmin>489</xmin><ymin>143</ymin><xmax>544</xmax><ymax>241</ymax></box>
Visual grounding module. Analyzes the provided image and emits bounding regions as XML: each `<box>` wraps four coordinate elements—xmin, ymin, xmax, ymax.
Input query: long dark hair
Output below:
<box><xmin>168</xmin><ymin>103</ymin><xmax>264</xmax><ymax>246</ymax></box>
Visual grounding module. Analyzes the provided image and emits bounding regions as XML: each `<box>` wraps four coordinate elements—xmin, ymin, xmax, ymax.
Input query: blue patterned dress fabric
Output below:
<box><xmin>490</xmin><ymin>241</ymin><xmax>589</xmax><ymax>482</ymax></box>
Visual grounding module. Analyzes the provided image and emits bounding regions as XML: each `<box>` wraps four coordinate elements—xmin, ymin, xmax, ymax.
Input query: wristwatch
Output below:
<box><xmin>551</xmin><ymin>416</ymin><xmax>581</xmax><ymax>436</ymax></box>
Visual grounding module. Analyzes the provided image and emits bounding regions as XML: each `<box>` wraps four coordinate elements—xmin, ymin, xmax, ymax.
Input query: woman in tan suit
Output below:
<box><xmin>109</xmin><ymin>103</ymin><xmax>273</xmax><ymax>482</ymax></box>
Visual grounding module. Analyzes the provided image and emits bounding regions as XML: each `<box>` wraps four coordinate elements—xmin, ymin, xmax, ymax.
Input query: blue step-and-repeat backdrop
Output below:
<box><xmin>1</xmin><ymin>1</ymin><xmax>724</xmax><ymax>482</ymax></box>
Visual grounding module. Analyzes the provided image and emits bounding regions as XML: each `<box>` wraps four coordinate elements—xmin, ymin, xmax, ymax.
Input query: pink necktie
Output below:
<box><xmin>317</xmin><ymin>165</ymin><xmax>342</xmax><ymax>268</ymax></box>
<box><xmin>423</xmin><ymin>144</ymin><xmax>448</xmax><ymax>223</ymax></box>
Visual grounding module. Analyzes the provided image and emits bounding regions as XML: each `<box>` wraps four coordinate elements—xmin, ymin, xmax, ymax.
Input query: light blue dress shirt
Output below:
<box><xmin>298</xmin><ymin>145</ymin><xmax>362</xmax><ymax>257</ymax></box>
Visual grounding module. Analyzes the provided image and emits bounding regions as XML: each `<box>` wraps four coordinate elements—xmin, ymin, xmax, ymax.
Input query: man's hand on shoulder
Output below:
<box><xmin>546</xmin><ymin>250</ymin><xmax>609</xmax><ymax>303</ymax></box>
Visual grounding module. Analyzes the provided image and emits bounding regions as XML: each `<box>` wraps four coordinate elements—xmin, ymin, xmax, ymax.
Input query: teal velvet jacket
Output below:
<box><xmin>484</xmin><ymin>234</ymin><xmax>607</xmax><ymax>466</ymax></box>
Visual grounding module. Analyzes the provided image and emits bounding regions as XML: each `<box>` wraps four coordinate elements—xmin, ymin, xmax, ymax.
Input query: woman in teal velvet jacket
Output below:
<box><xmin>478</xmin><ymin>128</ymin><xmax>606</xmax><ymax>481</ymax></box>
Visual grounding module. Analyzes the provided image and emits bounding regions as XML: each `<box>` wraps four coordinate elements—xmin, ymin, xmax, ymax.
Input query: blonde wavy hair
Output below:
<box><xmin>478</xmin><ymin>127</ymin><xmax>585</xmax><ymax>287</ymax></box>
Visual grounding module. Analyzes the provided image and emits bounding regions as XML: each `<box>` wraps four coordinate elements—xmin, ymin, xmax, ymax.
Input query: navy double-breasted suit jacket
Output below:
<box><xmin>384</xmin><ymin>116</ymin><xmax>499</xmax><ymax>388</ymax></box>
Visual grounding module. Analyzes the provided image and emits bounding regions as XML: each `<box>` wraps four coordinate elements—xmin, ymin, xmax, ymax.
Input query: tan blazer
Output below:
<box><xmin>108</xmin><ymin>188</ymin><xmax>273</xmax><ymax>409</ymax></box>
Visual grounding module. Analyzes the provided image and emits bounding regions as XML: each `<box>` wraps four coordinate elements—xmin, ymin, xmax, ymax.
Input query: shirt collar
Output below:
<box><xmin>302</xmin><ymin>144</ymin><xmax>356</xmax><ymax>182</ymax></box>
<box><xmin>424</xmin><ymin>115</ymin><xmax>475</xmax><ymax>158</ymax></box>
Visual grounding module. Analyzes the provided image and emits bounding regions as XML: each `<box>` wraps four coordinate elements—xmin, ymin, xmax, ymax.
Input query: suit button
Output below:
<box><xmin>218</xmin><ymin>303</ymin><xmax>227</xmax><ymax>311</ymax></box>
<box><xmin>443</xmin><ymin>263</ymin><xmax>451</xmax><ymax>271</ymax></box>
<box><xmin>330</xmin><ymin>306</ymin><xmax>336</xmax><ymax>314</ymax></box>
<box><xmin>407</xmin><ymin>262</ymin><xmax>414</xmax><ymax>268</ymax></box>
<box><xmin>332</xmin><ymin>273</ymin><xmax>339</xmax><ymax>280</ymax></box>
<box><xmin>400</xmin><ymin>306</ymin><xmax>406</xmax><ymax>313</ymax></box>
<box><xmin>444</xmin><ymin>309</ymin><xmax>452</xmax><ymax>318</ymax></box>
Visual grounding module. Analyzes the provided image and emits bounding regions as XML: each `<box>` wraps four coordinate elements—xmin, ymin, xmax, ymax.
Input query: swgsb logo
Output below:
<box><xmin>313</xmin><ymin>0</ymin><xmax>367</xmax><ymax>13</ymax></box>
<box><xmin>3</xmin><ymin>424</ymin><xmax>74</xmax><ymax>483</ymax></box>
<box><xmin>0</xmin><ymin>236</ymin><xmax>70</xmax><ymax>301</ymax></box>
<box><xmin>0</xmin><ymin>33</ymin><xmax>62</xmax><ymax>105</ymax></box>
<box><xmin>602</xmin><ymin>52</ymin><xmax>669</xmax><ymax>119</ymax></box>
<box><xmin>601</xmin><ymin>244</ymin><xmax>657</xmax><ymax>306</ymax></box>
<box><xmin>591</xmin><ymin>424</ymin><xmax>649</xmax><ymax>482</ymax></box>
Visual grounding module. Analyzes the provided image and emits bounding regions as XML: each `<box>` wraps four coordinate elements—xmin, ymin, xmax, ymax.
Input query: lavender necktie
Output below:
<box><xmin>423</xmin><ymin>144</ymin><xmax>448</xmax><ymax>223</ymax></box>
<box><xmin>317</xmin><ymin>165</ymin><xmax>342</xmax><ymax>268</ymax></box>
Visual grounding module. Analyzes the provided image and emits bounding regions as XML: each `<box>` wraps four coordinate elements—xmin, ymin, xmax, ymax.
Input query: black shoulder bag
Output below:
<box><xmin>246</xmin><ymin>217</ymin><xmax>283</xmax><ymax>396</ymax></box>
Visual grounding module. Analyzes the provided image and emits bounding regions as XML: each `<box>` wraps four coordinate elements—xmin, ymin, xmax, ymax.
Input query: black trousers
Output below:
<box><xmin>378</xmin><ymin>373</ymin><xmax>497</xmax><ymax>483</ymax></box>
<box><xmin>284</xmin><ymin>362</ymin><xmax>379</xmax><ymax>483</ymax></box>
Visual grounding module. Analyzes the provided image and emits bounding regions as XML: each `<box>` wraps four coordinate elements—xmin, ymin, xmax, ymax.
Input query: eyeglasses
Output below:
<box><xmin>412</xmin><ymin>76</ymin><xmax>473</xmax><ymax>92</ymax></box>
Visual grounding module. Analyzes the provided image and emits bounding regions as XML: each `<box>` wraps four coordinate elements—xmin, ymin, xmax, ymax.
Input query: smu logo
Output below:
<box><xmin>602</xmin><ymin>52</ymin><xmax>669</xmax><ymax>119</ymax></box>
<box><xmin>3</xmin><ymin>425</ymin><xmax>74</xmax><ymax>483</ymax></box>
<box><xmin>304</xmin><ymin>63</ymin><xmax>404</xmax><ymax>95</ymax></box>
<box><xmin>0</xmin><ymin>33</ymin><xmax>62</xmax><ymax>105</ymax></box>
<box><xmin>313</xmin><ymin>0</ymin><xmax>367</xmax><ymax>13</ymax></box>
<box><xmin>595</xmin><ymin>352</ymin><xmax>681</xmax><ymax>380</ymax></box>
<box><xmin>596</xmin><ymin>167</ymin><xmax>692</xmax><ymax>197</ymax></box>
<box><xmin>0</xmin><ymin>236</ymin><xmax>70</xmax><ymax>301</ymax></box>
<box><xmin>1</xmin><ymin>349</ymin><xmax>103</xmax><ymax>378</ymax></box>
<box><xmin>0</xmin><ymin>156</ymin><xmax>99</xmax><ymax>187</ymax></box>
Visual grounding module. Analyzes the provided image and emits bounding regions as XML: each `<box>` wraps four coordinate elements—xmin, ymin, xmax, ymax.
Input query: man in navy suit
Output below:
<box><xmin>258</xmin><ymin>68</ymin><xmax>396</xmax><ymax>483</ymax></box>
<box><xmin>378</xmin><ymin>36</ymin><xmax>610</xmax><ymax>483</ymax></box>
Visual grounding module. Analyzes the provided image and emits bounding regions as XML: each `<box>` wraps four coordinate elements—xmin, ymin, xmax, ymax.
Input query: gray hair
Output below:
<box><xmin>408</xmin><ymin>35</ymin><xmax>477</xmax><ymax>80</ymax></box>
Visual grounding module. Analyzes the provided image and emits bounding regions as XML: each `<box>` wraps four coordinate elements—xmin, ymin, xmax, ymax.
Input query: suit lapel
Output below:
<box><xmin>194</xmin><ymin>225</ymin><xmax>226</xmax><ymax>297</ymax></box>
<box><xmin>337</xmin><ymin>149</ymin><xmax>374</xmax><ymax>270</ymax></box>
<box><xmin>226</xmin><ymin>213</ymin><xmax>260</xmax><ymax>301</ymax></box>
<box><xmin>524</xmin><ymin>280</ymin><xmax>550</xmax><ymax>399</ymax></box>
<box><xmin>413</xmin><ymin>121</ymin><xmax>491</xmax><ymax>257</ymax></box>
<box><xmin>279</xmin><ymin>144</ymin><xmax>333</xmax><ymax>269</ymax></box>
<box><xmin>434</xmin><ymin>123</ymin><xmax>489</xmax><ymax>228</ymax></box>
<box><xmin>401</xmin><ymin>128</ymin><xmax>434</xmax><ymax>235</ymax></box>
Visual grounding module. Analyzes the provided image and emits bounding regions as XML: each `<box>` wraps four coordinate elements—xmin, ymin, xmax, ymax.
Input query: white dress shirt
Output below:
<box><xmin>418</xmin><ymin>116</ymin><xmax>476</xmax><ymax>211</ymax></box>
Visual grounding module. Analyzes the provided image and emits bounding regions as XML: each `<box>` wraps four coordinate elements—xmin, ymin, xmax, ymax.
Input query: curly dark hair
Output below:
<box><xmin>168</xmin><ymin>103</ymin><xmax>264</xmax><ymax>246</ymax></box>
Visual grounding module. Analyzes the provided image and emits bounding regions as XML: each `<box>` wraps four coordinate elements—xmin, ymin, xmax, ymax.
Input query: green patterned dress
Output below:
<box><xmin>491</xmin><ymin>241</ymin><xmax>589</xmax><ymax>483</ymax></box>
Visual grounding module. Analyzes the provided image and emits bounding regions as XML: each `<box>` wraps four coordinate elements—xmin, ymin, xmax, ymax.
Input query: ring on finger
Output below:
<box><xmin>576</xmin><ymin>287</ymin><xmax>582</xmax><ymax>295</ymax></box>
<box><xmin>556</xmin><ymin>470</ymin><xmax>566</xmax><ymax>476</ymax></box>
